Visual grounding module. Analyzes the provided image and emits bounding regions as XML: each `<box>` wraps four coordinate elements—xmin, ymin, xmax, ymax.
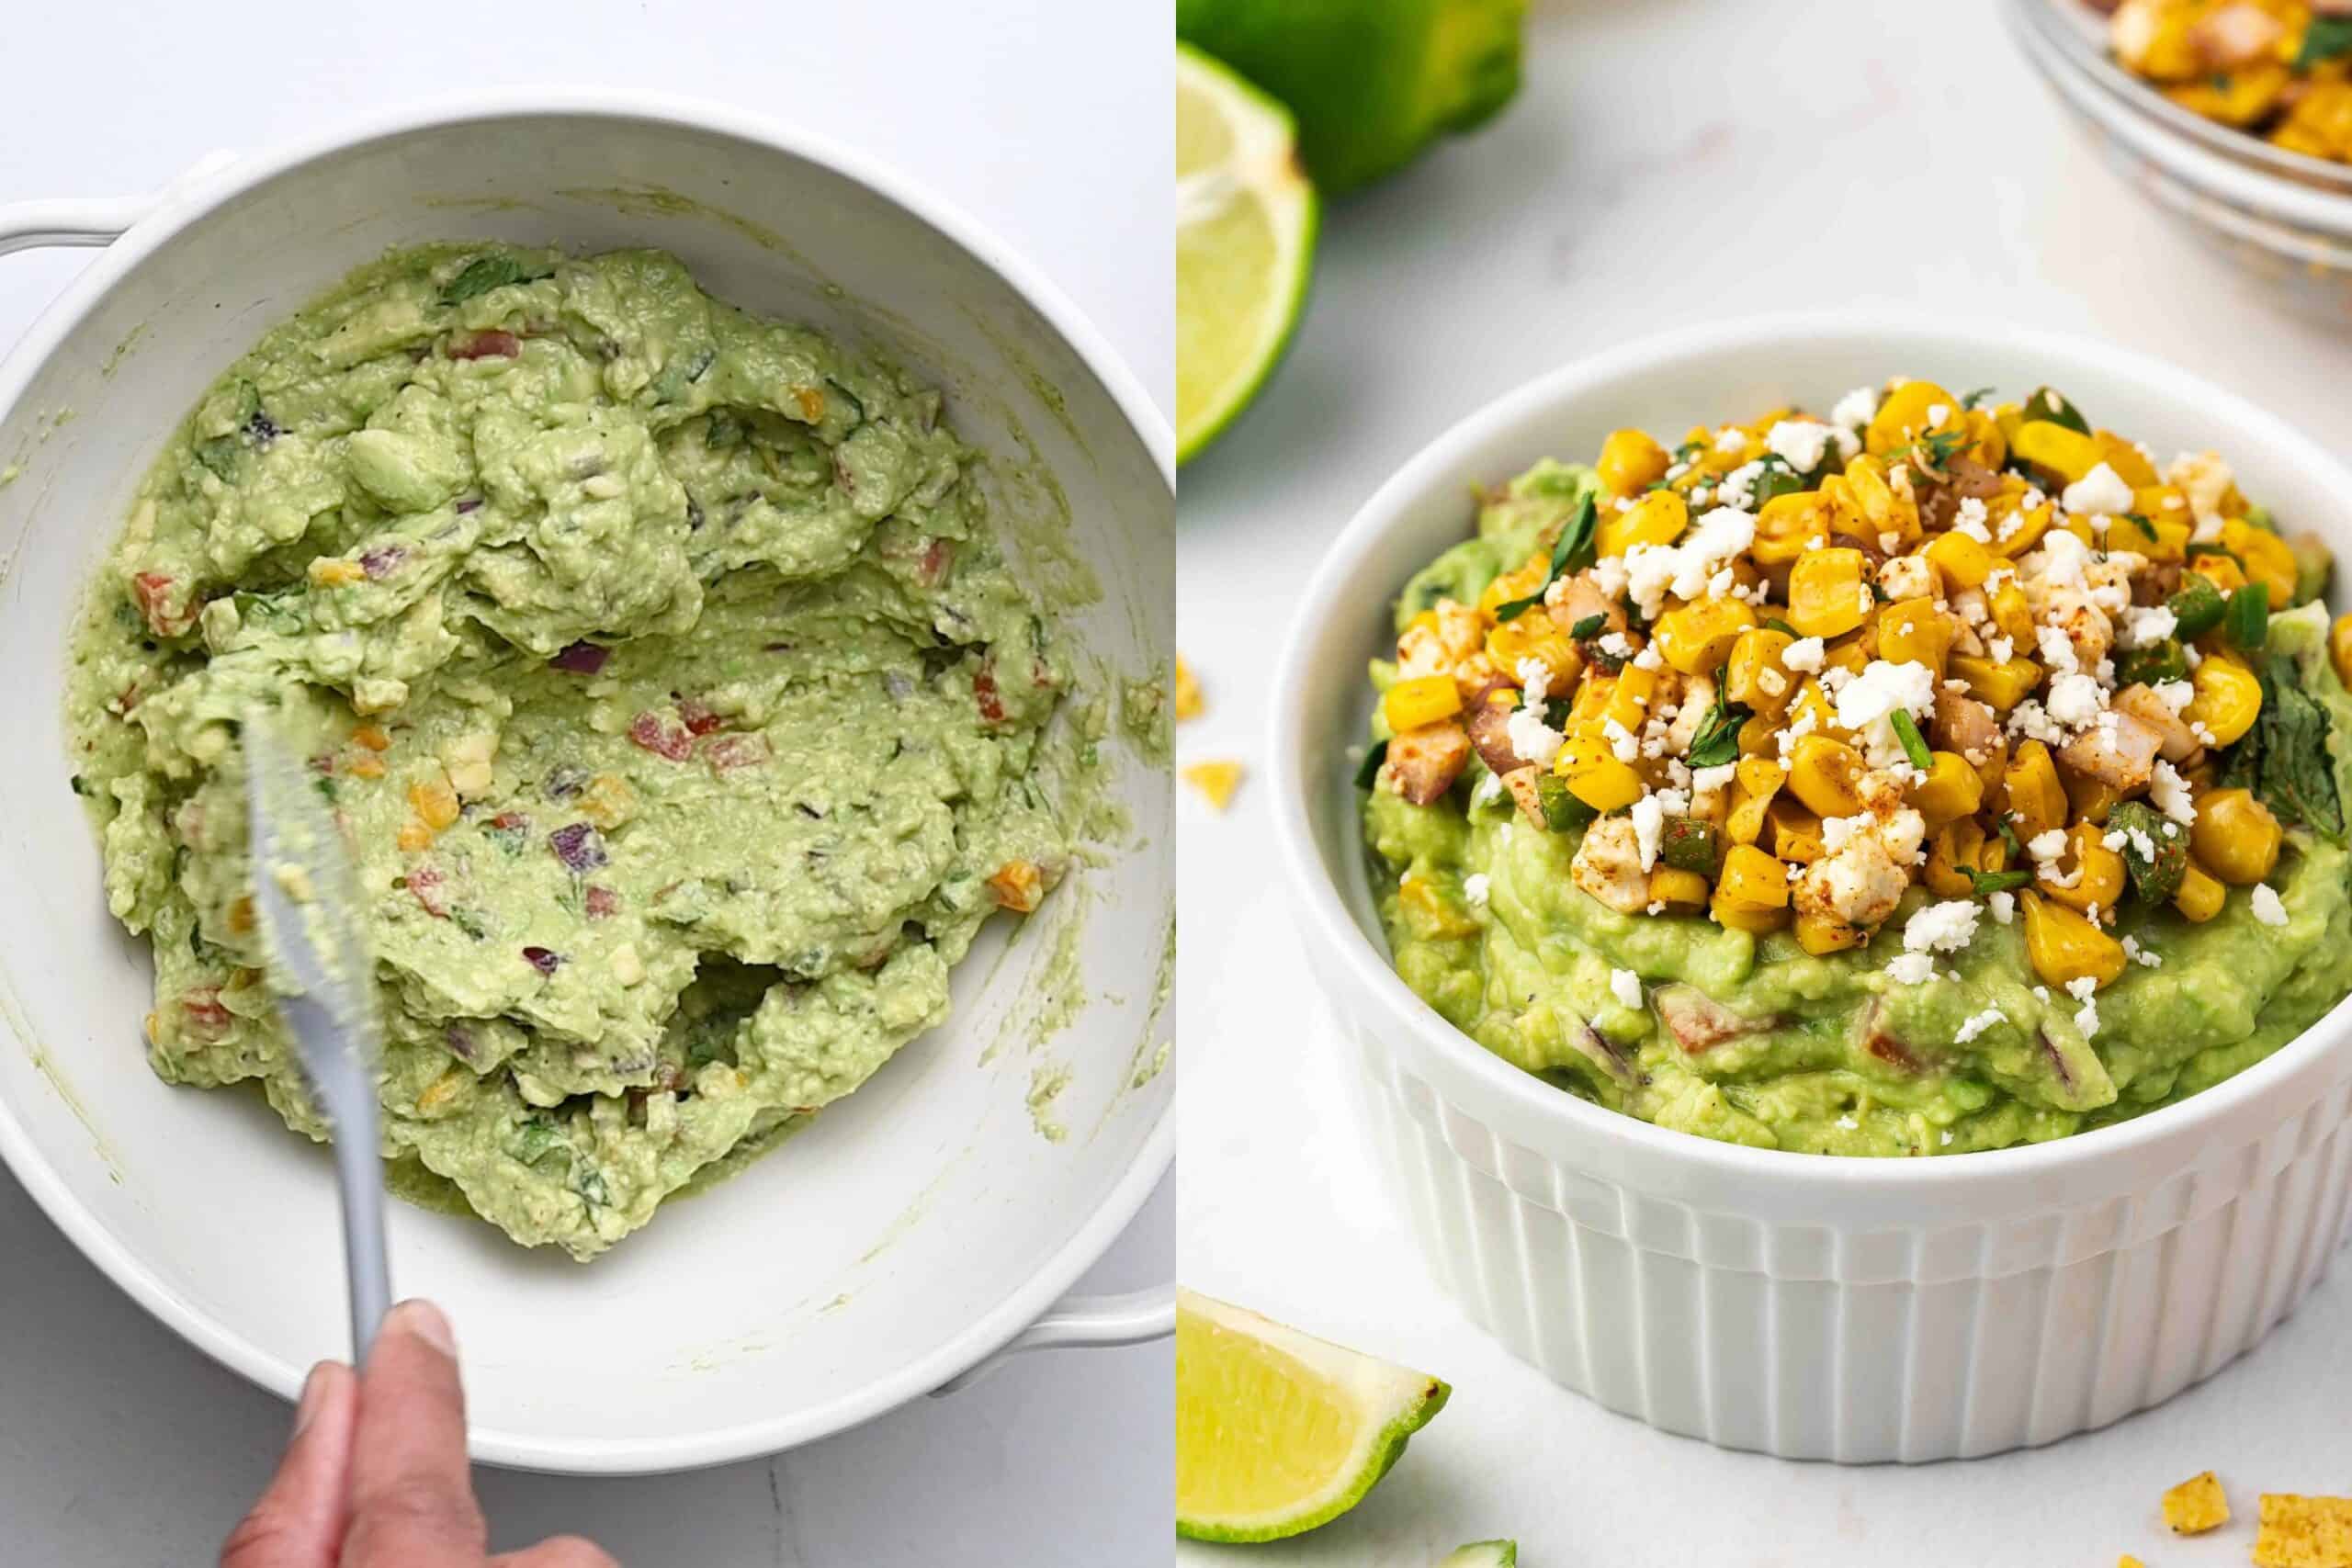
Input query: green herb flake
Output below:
<box><xmin>1890</xmin><ymin>708</ymin><xmax>1933</xmax><ymax>773</ymax></box>
<box><xmin>1684</xmin><ymin>671</ymin><xmax>1749</xmax><ymax>770</ymax></box>
<box><xmin>2300</xmin><ymin>15</ymin><xmax>2352</xmax><ymax>68</ymax></box>
<box><xmin>1568</xmin><ymin>613</ymin><xmax>1605</xmax><ymax>641</ymax></box>
<box><xmin>1495</xmin><ymin>494</ymin><xmax>1598</xmax><ymax>623</ymax></box>
<box><xmin>1967</xmin><ymin>867</ymin><xmax>2035</xmax><ymax>896</ymax></box>
<box><xmin>1960</xmin><ymin>386</ymin><xmax>1996</xmax><ymax>411</ymax></box>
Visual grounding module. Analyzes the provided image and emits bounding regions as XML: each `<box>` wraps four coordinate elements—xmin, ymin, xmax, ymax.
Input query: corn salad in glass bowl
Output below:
<box><xmin>2103</xmin><ymin>0</ymin><xmax>2352</xmax><ymax>164</ymax></box>
<box><xmin>1358</xmin><ymin>378</ymin><xmax>2352</xmax><ymax>1156</ymax></box>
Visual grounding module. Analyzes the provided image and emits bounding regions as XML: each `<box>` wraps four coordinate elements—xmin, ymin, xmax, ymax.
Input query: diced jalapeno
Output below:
<box><xmin>2106</xmin><ymin>799</ymin><xmax>2187</xmax><ymax>904</ymax></box>
<box><xmin>1658</xmin><ymin>816</ymin><xmax>1722</xmax><ymax>874</ymax></box>
<box><xmin>2224</xmin><ymin>585</ymin><xmax>2269</xmax><ymax>650</ymax></box>
<box><xmin>1537</xmin><ymin>773</ymin><xmax>1597</xmax><ymax>832</ymax></box>
<box><xmin>2167</xmin><ymin>575</ymin><xmax>2226</xmax><ymax>641</ymax></box>
<box><xmin>2113</xmin><ymin>638</ymin><xmax>2188</xmax><ymax>688</ymax></box>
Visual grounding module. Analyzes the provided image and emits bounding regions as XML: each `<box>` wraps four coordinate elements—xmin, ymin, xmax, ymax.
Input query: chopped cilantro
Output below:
<box><xmin>1890</xmin><ymin>708</ymin><xmax>1933</xmax><ymax>772</ymax></box>
<box><xmin>2300</xmin><ymin>15</ymin><xmax>2352</xmax><ymax>67</ymax></box>
<box><xmin>1967</xmin><ymin>867</ymin><xmax>2035</xmax><ymax>896</ymax></box>
<box><xmin>1960</xmin><ymin>386</ymin><xmax>1996</xmax><ymax>411</ymax></box>
<box><xmin>1683</xmin><ymin>672</ymin><xmax>1749</xmax><ymax>769</ymax></box>
<box><xmin>1495</xmin><ymin>494</ymin><xmax>1598</xmax><ymax>622</ymax></box>
<box><xmin>1568</xmin><ymin>613</ymin><xmax>1605</xmax><ymax>640</ymax></box>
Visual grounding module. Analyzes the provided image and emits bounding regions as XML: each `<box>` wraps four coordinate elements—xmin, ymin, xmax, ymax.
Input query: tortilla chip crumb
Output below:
<box><xmin>2164</xmin><ymin>1471</ymin><xmax>2231</xmax><ymax>1534</ymax></box>
<box><xmin>2119</xmin><ymin>1556</ymin><xmax>2145</xmax><ymax>1568</ymax></box>
<box><xmin>2254</xmin><ymin>1494</ymin><xmax>2352</xmax><ymax>1567</ymax></box>
<box><xmin>1182</xmin><ymin>760</ymin><xmax>1244</xmax><ymax>811</ymax></box>
<box><xmin>1174</xmin><ymin>656</ymin><xmax>1203</xmax><ymax>721</ymax></box>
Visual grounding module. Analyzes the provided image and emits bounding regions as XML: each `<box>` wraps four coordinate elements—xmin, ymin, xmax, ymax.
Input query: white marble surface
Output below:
<box><xmin>1178</xmin><ymin>0</ymin><xmax>2352</xmax><ymax>1562</ymax></box>
<box><xmin>0</xmin><ymin>3</ymin><xmax>1170</xmax><ymax>1563</ymax></box>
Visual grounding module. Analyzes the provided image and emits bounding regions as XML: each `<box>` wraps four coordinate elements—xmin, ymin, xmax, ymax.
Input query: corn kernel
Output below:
<box><xmin>351</xmin><ymin>724</ymin><xmax>392</xmax><ymax>752</ymax></box>
<box><xmin>396</xmin><ymin>817</ymin><xmax>433</xmax><ymax>853</ymax></box>
<box><xmin>2021</xmin><ymin>891</ymin><xmax>2126</xmax><ymax>990</ymax></box>
<box><xmin>1877</xmin><ymin>597</ymin><xmax>1955</xmax><ymax>679</ymax></box>
<box><xmin>1597</xmin><ymin>427</ymin><xmax>1671</xmax><ymax>496</ymax></box>
<box><xmin>308</xmin><ymin>558</ymin><xmax>366</xmax><ymax>587</ymax></box>
<box><xmin>2186</xmin><ymin>655</ymin><xmax>2262</xmax><ymax>748</ymax></box>
<box><xmin>2175</xmin><ymin>862</ymin><xmax>2227</xmax><ymax>923</ymax></box>
<box><xmin>1765</xmin><ymin>796</ymin><xmax>1826</xmax><ymax>864</ymax></box>
<box><xmin>1789</xmin><ymin>548</ymin><xmax>1871</xmax><ymax>639</ymax></box>
<box><xmin>1999</xmin><ymin>740</ymin><xmax>2068</xmax><ymax>842</ymax></box>
<box><xmin>1951</xmin><ymin>653</ymin><xmax>2042</xmax><ymax>714</ymax></box>
<box><xmin>1752</xmin><ymin>491</ymin><xmax>1832</xmax><ymax>566</ymax></box>
<box><xmin>1182</xmin><ymin>760</ymin><xmax>1245</xmax><ymax>811</ymax></box>
<box><xmin>1653</xmin><ymin>598</ymin><xmax>1758</xmax><ymax>676</ymax></box>
<box><xmin>1908</xmin><ymin>751</ymin><xmax>1984</xmax><ymax>829</ymax></box>
<box><xmin>1794</xmin><ymin>909</ymin><xmax>1865</xmax><ymax>955</ymax></box>
<box><xmin>1923</xmin><ymin>530</ymin><xmax>1995</xmax><ymax>591</ymax></box>
<box><xmin>2191</xmin><ymin>788</ymin><xmax>2281</xmax><ymax>885</ymax></box>
<box><xmin>1788</xmin><ymin>734</ymin><xmax>1868</xmax><ymax>818</ymax></box>
<box><xmin>2012</xmin><ymin>420</ymin><xmax>2102</xmax><ymax>484</ymax></box>
<box><xmin>1715</xmin><ymin>843</ymin><xmax>1791</xmax><ymax>911</ymax></box>
<box><xmin>1648</xmin><ymin>866</ymin><xmax>1711</xmax><ymax>911</ymax></box>
<box><xmin>2041</xmin><ymin>820</ymin><xmax>2127</xmax><ymax>916</ymax></box>
<box><xmin>1383</xmin><ymin>674</ymin><xmax>1464</xmax><ymax>733</ymax></box>
<box><xmin>2222</xmin><ymin>517</ymin><xmax>2297</xmax><ymax>610</ymax></box>
<box><xmin>1865</xmin><ymin>380</ymin><xmax>1960</xmax><ymax>456</ymax></box>
<box><xmin>1598</xmin><ymin>487</ymin><xmax>1688</xmax><ymax>560</ymax></box>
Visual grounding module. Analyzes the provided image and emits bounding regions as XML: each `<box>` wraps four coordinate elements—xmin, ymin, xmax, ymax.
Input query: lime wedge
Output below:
<box><xmin>1176</xmin><ymin>44</ymin><xmax>1318</xmax><ymax>464</ymax></box>
<box><xmin>1440</xmin><ymin>1543</ymin><xmax>1520</xmax><ymax>1567</ymax></box>
<box><xmin>1175</xmin><ymin>1288</ymin><xmax>1450</xmax><ymax>1542</ymax></box>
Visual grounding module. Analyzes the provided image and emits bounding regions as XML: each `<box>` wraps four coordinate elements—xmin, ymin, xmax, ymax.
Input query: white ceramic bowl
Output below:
<box><xmin>2008</xmin><ymin>0</ymin><xmax>2352</xmax><ymax>321</ymax></box>
<box><xmin>0</xmin><ymin>91</ymin><xmax>1174</xmax><ymax>1473</ymax></box>
<box><xmin>1271</xmin><ymin>315</ymin><xmax>2352</xmax><ymax>1462</ymax></box>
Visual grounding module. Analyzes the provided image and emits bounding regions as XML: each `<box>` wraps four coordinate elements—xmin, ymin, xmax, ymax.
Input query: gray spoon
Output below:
<box><xmin>243</xmin><ymin>707</ymin><xmax>393</xmax><ymax>1359</ymax></box>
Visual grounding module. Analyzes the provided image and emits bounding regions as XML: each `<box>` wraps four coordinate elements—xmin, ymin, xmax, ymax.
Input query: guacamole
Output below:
<box><xmin>68</xmin><ymin>243</ymin><xmax>1080</xmax><ymax>1258</ymax></box>
<box><xmin>1363</xmin><ymin>383</ymin><xmax>2352</xmax><ymax>1155</ymax></box>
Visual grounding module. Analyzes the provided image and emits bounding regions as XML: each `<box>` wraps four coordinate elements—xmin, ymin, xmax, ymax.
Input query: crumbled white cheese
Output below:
<box><xmin>1835</xmin><ymin>659</ymin><xmax>1938</xmax><ymax>733</ymax></box>
<box><xmin>1602</xmin><ymin>716</ymin><xmax>1640</xmax><ymax>763</ymax></box>
<box><xmin>1953</xmin><ymin>496</ymin><xmax>1992</xmax><ymax>543</ymax></box>
<box><xmin>1610</xmin><ymin>967</ymin><xmax>1643</xmax><ymax>1010</ymax></box>
<box><xmin>1903</xmin><ymin>898</ymin><xmax>1982</xmax><ymax>955</ymax></box>
<box><xmin>1831</xmin><ymin>385</ymin><xmax>1879</xmax><ymax>431</ymax></box>
<box><xmin>2065</xmin><ymin>975</ymin><xmax>2100</xmax><ymax>1041</ymax></box>
<box><xmin>2061</xmin><ymin>462</ymin><xmax>2135</xmax><ymax>520</ymax></box>
<box><xmin>1630</xmin><ymin>794</ymin><xmax>1666</xmax><ymax>872</ymax></box>
<box><xmin>2121</xmin><ymin>934</ymin><xmax>2163</xmax><ymax>968</ymax></box>
<box><xmin>2252</xmin><ymin>884</ymin><xmax>2289</xmax><ymax>927</ymax></box>
<box><xmin>1690</xmin><ymin>762</ymin><xmax>1737</xmax><ymax>796</ymax></box>
<box><xmin>2045</xmin><ymin>672</ymin><xmax>2109</xmax><ymax>729</ymax></box>
<box><xmin>1886</xmin><ymin>952</ymin><xmax>1935</xmax><ymax>984</ymax></box>
<box><xmin>1463</xmin><ymin>873</ymin><xmax>1490</xmax><ymax>908</ymax></box>
<box><xmin>1713</xmin><ymin>426</ymin><xmax>1749</xmax><ymax>456</ymax></box>
<box><xmin>1506</xmin><ymin>706</ymin><xmax>1565</xmax><ymax>767</ymax></box>
<box><xmin>1954</xmin><ymin>1006</ymin><xmax>2007</xmax><ymax>1044</ymax></box>
<box><xmin>1988</xmin><ymin>890</ymin><xmax>2016</xmax><ymax>924</ymax></box>
<box><xmin>1766</xmin><ymin>419</ymin><xmax>1837</xmax><ymax>474</ymax></box>
<box><xmin>2150</xmin><ymin>761</ymin><xmax>2197</xmax><ymax>825</ymax></box>
<box><xmin>2118</xmin><ymin>604</ymin><xmax>2177</xmax><ymax>650</ymax></box>
<box><xmin>1782</xmin><ymin>637</ymin><xmax>1826</xmax><ymax>672</ymax></box>
<box><xmin>2151</xmin><ymin>678</ymin><xmax>2194</xmax><ymax>714</ymax></box>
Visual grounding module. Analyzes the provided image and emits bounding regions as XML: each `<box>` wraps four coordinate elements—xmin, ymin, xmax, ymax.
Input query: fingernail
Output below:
<box><xmin>390</xmin><ymin>1298</ymin><xmax>458</xmax><ymax>1358</ymax></box>
<box><xmin>293</xmin><ymin>1362</ymin><xmax>333</xmax><ymax>1436</ymax></box>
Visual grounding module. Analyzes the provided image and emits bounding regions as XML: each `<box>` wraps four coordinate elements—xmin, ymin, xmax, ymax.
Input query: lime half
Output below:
<box><xmin>1176</xmin><ymin>44</ymin><xmax>1318</xmax><ymax>464</ymax></box>
<box><xmin>1440</xmin><ymin>1543</ymin><xmax>1520</xmax><ymax>1567</ymax></box>
<box><xmin>1175</xmin><ymin>1288</ymin><xmax>1450</xmax><ymax>1542</ymax></box>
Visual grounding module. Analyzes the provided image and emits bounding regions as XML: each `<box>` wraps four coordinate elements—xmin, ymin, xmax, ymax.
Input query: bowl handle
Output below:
<box><xmin>932</xmin><ymin>1282</ymin><xmax>1174</xmax><ymax>1395</ymax></box>
<box><xmin>0</xmin><ymin>151</ymin><xmax>239</xmax><ymax>257</ymax></box>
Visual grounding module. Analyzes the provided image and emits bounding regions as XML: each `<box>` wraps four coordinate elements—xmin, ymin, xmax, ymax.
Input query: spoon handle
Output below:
<box><xmin>334</xmin><ymin>1122</ymin><xmax>393</xmax><ymax>1358</ymax></box>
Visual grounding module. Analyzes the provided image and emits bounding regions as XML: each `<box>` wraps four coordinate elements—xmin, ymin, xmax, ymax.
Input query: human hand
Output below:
<box><xmin>222</xmin><ymin>1299</ymin><xmax>616</xmax><ymax>1568</ymax></box>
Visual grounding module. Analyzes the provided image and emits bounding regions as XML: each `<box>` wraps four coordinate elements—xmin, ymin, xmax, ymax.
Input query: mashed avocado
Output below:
<box><xmin>1364</xmin><ymin>434</ymin><xmax>2352</xmax><ymax>1156</ymax></box>
<box><xmin>68</xmin><ymin>243</ymin><xmax>1080</xmax><ymax>1258</ymax></box>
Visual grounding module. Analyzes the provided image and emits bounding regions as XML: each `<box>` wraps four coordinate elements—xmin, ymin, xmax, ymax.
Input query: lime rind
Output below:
<box><xmin>1174</xmin><ymin>1289</ymin><xmax>1451</xmax><ymax>1542</ymax></box>
<box><xmin>1175</xmin><ymin>43</ymin><xmax>1320</xmax><ymax>465</ymax></box>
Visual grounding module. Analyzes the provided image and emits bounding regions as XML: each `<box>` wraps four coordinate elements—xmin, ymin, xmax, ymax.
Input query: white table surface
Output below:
<box><xmin>0</xmin><ymin>3</ymin><xmax>1171</xmax><ymax>1563</ymax></box>
<box><xmin>1177</xmin><ymin>1</ymin><xmax>2352</xmax><ymax>1563</ymax></box>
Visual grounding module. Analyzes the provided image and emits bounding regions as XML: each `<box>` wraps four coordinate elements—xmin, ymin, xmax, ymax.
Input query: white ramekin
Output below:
<box><xmin>2007</xmin><ymin>0</ymin><xmax>2352</xmax><ymax>321</ymax></box>
<box><xmin>0</xmin><ymin>91</ymin><xmax>1173</xmax><ymax>1473</ymax></box>
<box><xmin>1271</xmin><ymin>315</ymin><xmax>2352</xmax><ymax>1462</ymax></box>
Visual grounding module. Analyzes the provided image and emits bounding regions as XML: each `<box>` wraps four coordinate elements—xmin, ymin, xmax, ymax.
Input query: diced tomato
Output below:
<box><xmin>974</xmin><ymin>667</ymin><xmax>1006</xmax><ymax>725</ymax></box>
<box><xmin>583</xmin><ymin>885</ymin><xmax>620</xmax><ymax>919</ymax></box>
<box><xmin>705</xmin><ymin>733</ymin><xmax>769</xmax><ymax>773</ymax></box>
<box><xmin>1866</xmin><ymin>1032</ymin><xmax>1923</xmax><ymax>1073</ymax></box>
<box><xmin>677</xmin><ymin>697</ymin><xmax>723</xmax><ymax>736</ymax></box>
<box><xmin>628</xmin><ymin>710</ymin><xmax>695</xmax><ymax>761</ymax></box>
<box><xmin>918</xmin><ymin>536</ymin><xmax>955</xmax><ymax>587</ymax></box>
<box><xmin>448</xmin><ymin>329</ymin><xmax>521</xmax><ymax>361</ymax></box>
<box><xmin>131</xmin><ymin>572</ymin><xmax>194</xmax><ymax>637</ymax></box>
<box><xmin>408</xmin><ymin>863</ymin><xmax>450</xmax><ymax>919</ymax></box>
<box><xmin>180</xmin><ymin>987</ymin><xmax>232</xmax><ymax>1041</ymax></box>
